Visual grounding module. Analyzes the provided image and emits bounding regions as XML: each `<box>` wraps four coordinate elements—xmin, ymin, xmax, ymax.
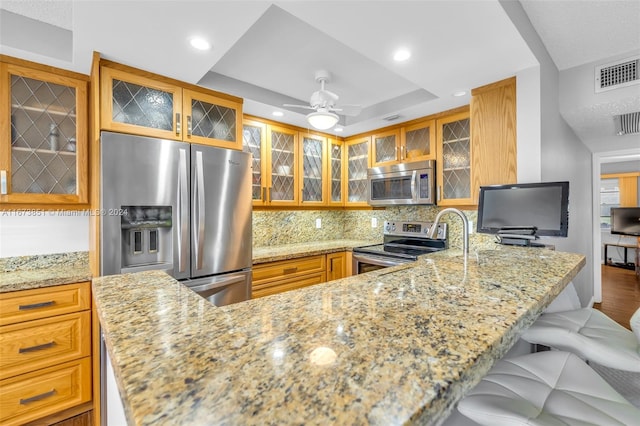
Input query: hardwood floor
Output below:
<box><xmin>593</xmin><ymin>265</ymin><xmax>640</xmax><ymax>329</ymax></box>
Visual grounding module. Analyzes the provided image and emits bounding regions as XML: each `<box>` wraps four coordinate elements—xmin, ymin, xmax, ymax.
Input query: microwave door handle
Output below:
<box><xmin>410</xmin><ymin>170</ymin><xmax>417</xmax><ymax>201</ymax></box>
<box><xmin>177</xmin><ymin>149</ymin><xmax>188</xmax><ymax>273</ymax></box>
<box><xmin>194</xmin><ymin>151</ymin><xmax>206</xmax><ymax>271</ymax></box>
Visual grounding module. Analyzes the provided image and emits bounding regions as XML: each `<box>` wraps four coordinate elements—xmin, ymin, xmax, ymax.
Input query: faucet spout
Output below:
<box><xmin>428</xmin><ymin>208</ymin><xmax>469</xmax><ymax>254</ymax></box>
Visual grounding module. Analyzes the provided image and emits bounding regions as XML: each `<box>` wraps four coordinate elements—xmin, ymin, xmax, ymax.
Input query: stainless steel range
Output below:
<box><xmin>352</xmin><ymin>220</ymin><xmax>447</xmax><ymax>275</ymax></box>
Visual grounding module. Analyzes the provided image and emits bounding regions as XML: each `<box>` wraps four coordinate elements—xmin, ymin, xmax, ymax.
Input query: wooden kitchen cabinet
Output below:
<box><xmin>242</xmin><ymin>119</ymin><xmax>268</xmax><ymax>206</ymax></box>
<box><xmin>100</xmin><ymin>61</ymin><xmax>242</xmax><ymax>150</ymax></box>
<box><xmin>370</xmin><ymin>120</ymin><xmax>436</xmax><ymax>167</ymax></box>
<box><xmin>327</xmin><ymin>138</ymin><xmax>345</xmax><ymax>206</ymax></box>
<box><xmin>326</xmin><ymin>252</ymin><xmax>347</xmax><ymax>281</ymax></box>
<box><xmin>252</xmin><ymin>255</ymin><xmax>326</xmax><ymax>298</ymax></box>
<box><xmin>0</xmin><ymin>282</ymin><xmax>92</xmax><ymax>426</ymax></box>
<box><xmin>344</xmin><ymin>135</ymin><xmax>371</xmax><ymax>206</ymax></box>
<box><xmin>299</xmin><ymin>132</ymin><xmax>328</xmax><ymax>206</ymax></box>
<box><xmin>0</xmin><ymin>55</ymin><xmax>89</xmax><ymax>207</ymax></box>
<box><xmin>470</xmin><ymin>77</ymin><xmax>517</xmax><ymax>202</ymax></box>
<box><xmin>371</xmin><ymin>129</ymin><xmax>401</xmax><ymax>167</ymax></box>
<box><xmin>267</xmin><ymin>124</ymin><xmax>299</xmax><ymax>206</ymax></box>
<box><xmin>436</xmin><ymin>109</ymin><xmax>472</xmax><ymax>206</ymax></box>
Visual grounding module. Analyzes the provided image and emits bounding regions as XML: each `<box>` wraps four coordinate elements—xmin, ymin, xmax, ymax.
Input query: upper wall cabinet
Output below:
<box><xmin>327</xmin><ymin>138</ymin><xmax>345</xmax><ymax>207</ymax></box>
<box><xmin>0</xmin><ymin>56</ymin><xmax>89</xmax><ymax>207</ymax></box>
<box><xmin>100</xmin><ymin>63</ymin><xmax>242</xmax><ymax>150</ymax></box>
<box><xmin>436</xmin><ymin>110</ymin><xmax>472</xmax><ymax>206</ymax></box>
<box><xmin>370</xmin><ymin>120</ymin><xmax>436</xmax><ymax>167</ymax></box>
<box><xmin>470</xmin><ymin>77</ymin><xmax>517</xmax><ymax>202</ymax></box>
<box><xmin>344</xmin><ymin>135</ymin><xmax>371</xmax><ymax>206</ymax></box>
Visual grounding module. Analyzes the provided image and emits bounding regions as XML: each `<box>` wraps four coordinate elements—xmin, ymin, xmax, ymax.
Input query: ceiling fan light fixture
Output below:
<box><xmin>307</xmin><ymin>111</ymin><xmax>339</xmax><ymax>130</ymax></box>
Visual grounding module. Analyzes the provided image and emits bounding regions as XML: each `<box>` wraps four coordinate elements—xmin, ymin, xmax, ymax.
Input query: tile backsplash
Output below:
<box><xmin>253</xmin><ymin>207</ymin><xmax>496</xmax><ymax>250</ymax></box>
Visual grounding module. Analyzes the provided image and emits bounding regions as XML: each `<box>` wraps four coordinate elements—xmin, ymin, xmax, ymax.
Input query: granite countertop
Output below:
<box><xmin>0</xmin><ymin>252</ymin><xmax>92</xmax><ymax>293</ymax></box>
<box><xmin>93</xmin><ymin>246</ymin><xmax>585</xmax><ymax>425</ymax></box>
<box><xmin>253</xmin><ymin>239</ymin><xmax>379</xmax><ymax>264</ymax></box>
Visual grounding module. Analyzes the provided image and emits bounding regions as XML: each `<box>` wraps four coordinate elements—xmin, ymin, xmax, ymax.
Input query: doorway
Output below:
<box><xmin>591</xmin><ymin>149</ymin><xmax>640</xmax><ymax>322</ymax></box>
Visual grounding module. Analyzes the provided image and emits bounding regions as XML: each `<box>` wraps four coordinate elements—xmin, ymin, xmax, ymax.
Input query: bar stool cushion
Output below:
<box><xmin>457</xmin><ymin>351</ymin><xmax>640</xmax><ymax>426</ymax></box>
<box><xmin>520</xmin><ymin>307</ymin><xmax>640</xmax><ymax>372</ymax></box>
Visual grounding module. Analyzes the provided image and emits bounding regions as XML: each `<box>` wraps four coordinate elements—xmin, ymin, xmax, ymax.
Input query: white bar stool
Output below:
<box><xmin>457</xmin><ymin>351</ymin><xmax>640</xmax><ymax>425</ymax></box>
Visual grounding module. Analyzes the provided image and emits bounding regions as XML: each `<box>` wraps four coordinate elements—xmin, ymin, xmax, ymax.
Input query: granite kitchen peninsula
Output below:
<box><xmin>92</xmin><ymin>246</ymin><xmax>585</xmax><ymax>425</ymax></box>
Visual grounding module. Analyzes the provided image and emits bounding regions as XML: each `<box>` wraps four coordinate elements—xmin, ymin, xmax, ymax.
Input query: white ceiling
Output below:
<box><xmin>1</xmin><ymin>0</ymin><xmax>638</xmax><ymax>151</ymax></box>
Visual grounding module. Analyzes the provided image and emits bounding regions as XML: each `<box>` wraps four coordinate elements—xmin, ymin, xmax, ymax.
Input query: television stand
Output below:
<box><xmin>604</xmin><ymin>242</ymin><xmax>637</xmax><ymax>270</ymax></box>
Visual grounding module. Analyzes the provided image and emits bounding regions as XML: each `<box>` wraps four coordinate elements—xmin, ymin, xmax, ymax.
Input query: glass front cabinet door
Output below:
<box><xmin>242</xmin><ymin>120</ymin><xmax>268</xmax><ymax>206</ymax></box>
<box><xmin>345</xmin><ymin>136</ymin><xmax>371</xmax><ymax>206</ymax></box>
<box><xmin>436</xmin><ymin>111</ymin><xmax>472</xmax><ymax>206</ymax></box>
<box><xmin>327</xmin><ymin>138</ymin><xmax>345</xmax><ymax>206</ymax></box>
<box><xmin>299</xmin><ymin>132</ymin><xmax>327</xmax><ymax>206</ymax></box>
<box><xmin>100</xmin><ymin>66</ymin><xmax>182</xmax><ymax>141</ymax></box>
<box><xmin>0</xmin><ymin>60</ymin><xmax>88</xmax><ymax>206</ymax></box>
<box><xmin>268</xmin><ymin>125</ymin><xmax>298</xmax><ymax>206</ymax></box>
<box><xmin>182</xmin><ymin>89</ymin><xmax>242</xmax><ymax>150</ymax></box>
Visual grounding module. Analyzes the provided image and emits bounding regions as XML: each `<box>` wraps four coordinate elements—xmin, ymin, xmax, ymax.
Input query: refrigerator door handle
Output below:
<box><xmin>194</xmin><ymin>151</ymin><xmax>206</xmax><ymax>270</ymax></box>
<box><xmin>177</xmin><ymin>149</ymin><xmax>188</xmax><ymax>273</ymax></box>
<box><xmin>186</xmin><ymin>273</ymin><xmax>247</xmax><ymax>293</ymax></box>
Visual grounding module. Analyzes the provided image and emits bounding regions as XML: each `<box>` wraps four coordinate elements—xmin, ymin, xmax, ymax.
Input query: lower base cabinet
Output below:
<box><xmin>0</xmin><ymin>282</ymin><xmax>92</xmax><ymax>426</ymax></box>
<box><xmin>252</xmin><ymin>252</ymin><xmax>349</xmax><ymax>298</ymax></box>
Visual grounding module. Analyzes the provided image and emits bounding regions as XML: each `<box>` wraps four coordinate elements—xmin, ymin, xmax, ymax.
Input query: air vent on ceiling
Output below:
<box><xmin>595</xmin><ymin>56</ymin><xmax>640</xmax><ymax>93</ymax></box>
<box><xmin>613</xmin><ymin>111</ymin><xmax>640</xmax><ymax>135</ymax></box>
<box><xmin>383</xmin><ymin>114</ymin><xmax>400</xmax><ymax>122</ymax></box>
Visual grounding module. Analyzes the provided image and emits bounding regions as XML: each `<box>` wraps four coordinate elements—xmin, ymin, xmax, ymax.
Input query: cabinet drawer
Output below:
<box><xmin>0</xmin><ymin>311</ymin><xmax>90</xmax><ymax>380</ymax></box>
<box><xmin>0</xmin><ymin>357</ymin><xmax>91</xmax><ymax>426</ymax></box>
<box><xmin>252</xmin><ymin>271</ymin><xmax>326</xmax><ymax>299</ymax></box>
<box><xmin>0</xmin><ymin>282</ymin><xmax>90</xmax><ymax>326</ymax></box>
<box><xmin>252</xmin><ymin>255</ymin><xmax>325</xmax><ymax>284</ymax></box>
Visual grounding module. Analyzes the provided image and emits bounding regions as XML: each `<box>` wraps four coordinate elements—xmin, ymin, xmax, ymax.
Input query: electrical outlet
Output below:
<box><xmin>316</xmin><ymin>218</ymin><xmax>322</xmax><ymax>229</ymax></box>
<box><xmin>371</xmin><ymin>217</ymin><xmax>378</xmax><ymax>228</ymax></box>
<box><xmin>468</xmin><ymin>220</ymin><xmax>474</xmax><ymax>234</ymax></box>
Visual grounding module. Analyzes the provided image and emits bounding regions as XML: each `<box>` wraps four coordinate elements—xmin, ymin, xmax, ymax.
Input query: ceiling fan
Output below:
<box><xmin>284</xmin><ymin>70</ymin><xmax>362</xmax><ymax>130</ymax></box>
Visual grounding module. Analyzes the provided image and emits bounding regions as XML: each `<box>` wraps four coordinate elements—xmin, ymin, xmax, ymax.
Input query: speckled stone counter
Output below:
<box><xmin>93</xmin><ymin>246</ymin><xmax>585</xmax><ymax>425</ymax></box>
<box><xmin>253</xmin><ymin>239</ymin><xmax>379</xmax><ymax>264</ymax></box>
<box><xmin>0</xmin><ymin>251</ymin><xmax>91</xmax><ymax>293</ymax></box>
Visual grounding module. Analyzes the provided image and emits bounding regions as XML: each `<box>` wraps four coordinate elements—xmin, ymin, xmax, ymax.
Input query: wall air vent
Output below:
<box><xmin>613</xmin><ymin>111</ymin><xmax>640</xmax><ymax>135</ymax></box>
<box><xmin>595</xmin><ymin>56</ymin><xmax>639</xmax><ymax>93</ymax></box>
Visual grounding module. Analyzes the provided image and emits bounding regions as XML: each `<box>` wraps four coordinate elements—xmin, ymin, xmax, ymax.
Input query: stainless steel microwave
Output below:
<box><xmin>367</xmin><ymin>160</ymin><xmax>435</xmax><ymax>206</ymax></box>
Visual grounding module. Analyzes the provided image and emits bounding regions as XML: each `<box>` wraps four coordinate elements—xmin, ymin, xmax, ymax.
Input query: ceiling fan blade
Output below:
<box><xmin>336</xmin><ymin>104</ymin><xmax>362</xmax><ymax>117</ymax></box>
<box><xmin>283</xmin><ymin>104</ymin><xmax>315</xmax><ymax>110</ymax></box>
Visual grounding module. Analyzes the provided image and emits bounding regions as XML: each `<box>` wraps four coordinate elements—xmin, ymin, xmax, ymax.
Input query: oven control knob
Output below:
<box><xmin>424</xmin><ymin>228</ymin><xmax>429</xmax><ymax>234</ymax></box>
<box><xmin>391</xmin><ymin>225</ymin><xmax>396</xmax><ymax>231</ymax></box>
<box><xmin>385</xmin><ymin>225</ymin><xmax>390</xmax><ymax>231</ymax></box>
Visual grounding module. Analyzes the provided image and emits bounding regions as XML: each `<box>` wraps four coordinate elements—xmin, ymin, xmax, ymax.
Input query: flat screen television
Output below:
<box><xmin>611</xmin><ymin>207</ymin><xmax>640</xmax><ymax>236</ymax></box>
<box><xmin>477</xmin><ymin>181</ymin><xmax>570</xmax><ymax>237</ymax></box>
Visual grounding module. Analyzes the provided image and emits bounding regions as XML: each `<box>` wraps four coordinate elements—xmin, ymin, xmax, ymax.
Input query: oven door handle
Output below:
<box><xmin>353</xmin><ymin>253</ymin><xmax>408</xmax><ymax>268</ymax></box>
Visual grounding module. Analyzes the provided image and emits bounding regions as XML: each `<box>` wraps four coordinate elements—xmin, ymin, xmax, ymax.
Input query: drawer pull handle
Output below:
<box><xmin>19</xmin><ymin>341</ymin><xmax>56</xmax><ymax>353</ymax></box>
<box><xmin>18</xmin><ymin>301</ymin><xmax>55</xmax><ymax>310</ymax></box>
<box><xmin>20</xmin><ymin>389</ymin><xmax>56</xmax><ymax>405</ymax></box>
<box><xmin>283</xmin><ymin>267</ymin><xmax>298</xmax><ymax>274</ymax></box>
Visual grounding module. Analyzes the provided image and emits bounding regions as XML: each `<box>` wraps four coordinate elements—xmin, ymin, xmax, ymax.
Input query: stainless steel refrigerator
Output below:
<box><xmin>99</xmin><ymin>131</ymin><xmax>252</xmax><ymax>305</ymax></box>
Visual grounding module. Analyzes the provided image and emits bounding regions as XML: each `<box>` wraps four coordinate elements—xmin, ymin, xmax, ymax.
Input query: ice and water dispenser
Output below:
<box><xmin>120</xmin><ymin>206</ymin><xmax>172</xmax><ymax>271</ymax></box>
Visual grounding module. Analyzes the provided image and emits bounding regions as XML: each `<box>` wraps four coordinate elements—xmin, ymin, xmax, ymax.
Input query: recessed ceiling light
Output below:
<box><xmin>190</xmin><ymin>37</ymin><xmax>211</xmax><ymax>51</ymax></box>
<box><xmin>452</xmin><ymin>90</ymin><xmax>467</xmax><ymax>97</ymax></box>
<box><xmin>272</xmin><ymin>111</ymin><xmax>284</xmax><ymax>117</ymax></box>
<box><xmin>393</xmin><ymin>49</ymin><xmax>411</xmax><ymax>62</ymax></box>
<box><xmin>334</xmin><ymin>127</ymin><xmax>344</xmax><ymax>132</ymax></box>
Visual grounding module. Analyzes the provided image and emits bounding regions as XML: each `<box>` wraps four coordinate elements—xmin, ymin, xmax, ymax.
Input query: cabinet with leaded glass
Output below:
<box><xmin>327</xmin><ymin>138</ymin><xmax>344</xmax><ymax>206</ymax></box>
<box><xmin>371</xmin><ymin>129</ymin><xmax>400</xmax><ymax>167</ymax></box>
<box><xmin>267</xmin><ymin>124</ymin><xmax>299</xmax><ymax>206</ymax></box>
<box><xmin>344</xmin><ymin>136</ymin><xmax>371</xmax><ymax>206</ymax></box>
<box><xmin>100</xmin><ymin>63</ymin><xmax>242</xmax><ymax>149</ymax></box>
<box><xmin>299</xmin><ymin>132</ymin><xmax>327</xmax><ymax>206</ymax></box>
<box><xmin>242</xmin><ymin>119</ymin><xmax>267</xmax><ymax>206</ymax></box>
<box><xmin>436</xmin><ymin>109</ymin><xmax>472</xmax><ymax>206</ymax></box>
<box><xmin>0</xmin><ymin>56</ymin><xmax>89</xmax><ymax>207</ymax></box>
<box><xmin>401</xmin><ymin>119</ymin><xmax>436</xmax><ymax>162</ymax></box>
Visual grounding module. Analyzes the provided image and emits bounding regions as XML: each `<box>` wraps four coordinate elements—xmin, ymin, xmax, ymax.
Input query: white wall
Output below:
<box><xmin>0</xmin><ymin>213</ymin><xmax>89</xmax><ymax>257</ymax></box>
<box><xmin>516</xmin><ymin>66</ymin><xmax>541</xmax><ymax>183</ymax></box>
<box><xmin>501</xmin><ymin>0</ymin><xmax>594</xmax><ymax>306</ymax></box>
